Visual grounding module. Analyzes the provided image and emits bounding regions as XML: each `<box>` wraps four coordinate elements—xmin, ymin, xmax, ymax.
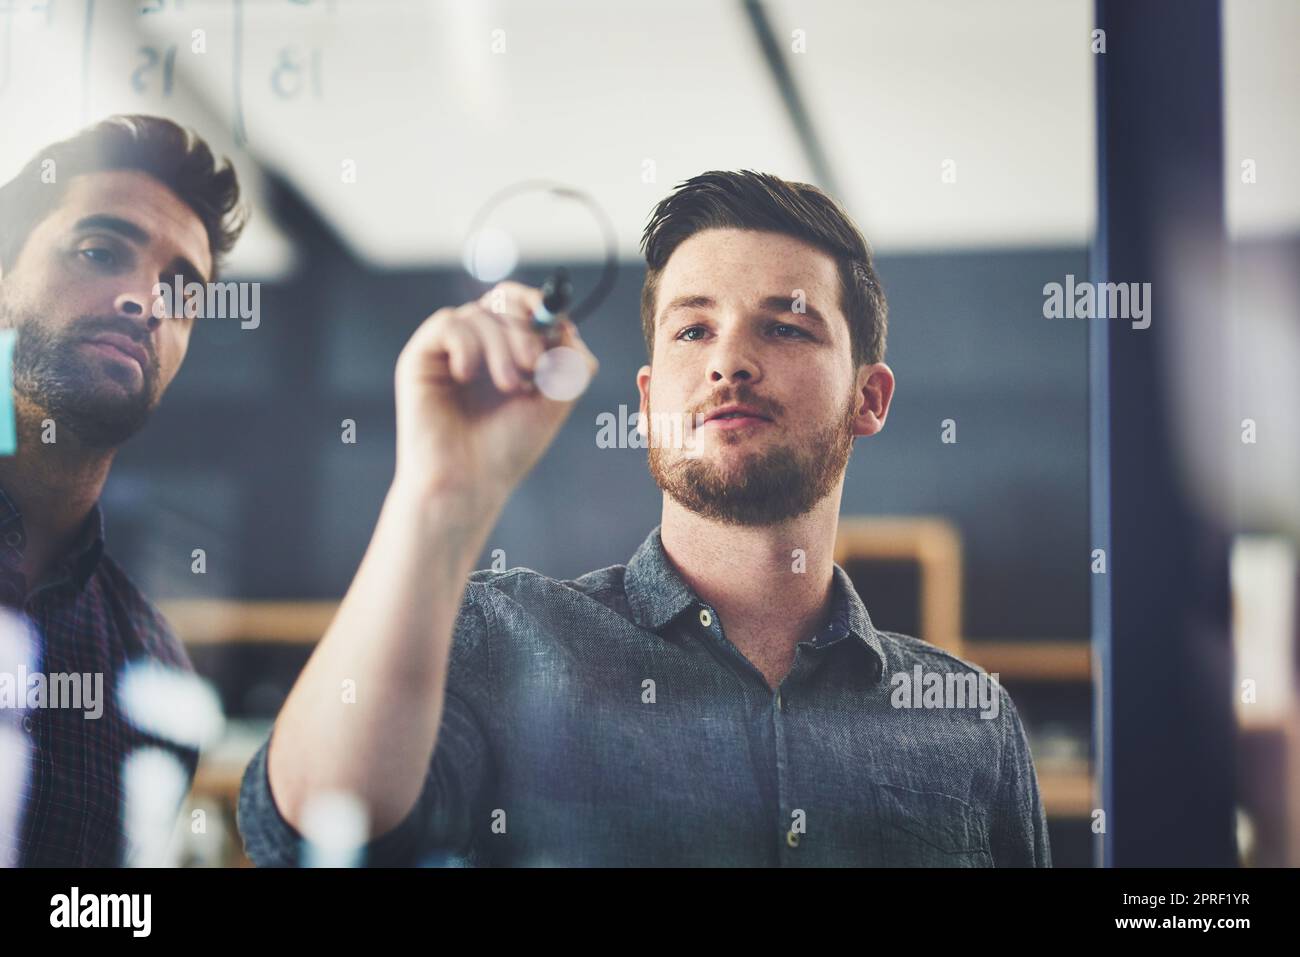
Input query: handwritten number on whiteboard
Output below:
<box><xmin>271</xmin><ymin>46</ymin><xmax>322</xmax><ymax>99</ymax></box>
<box><xmin>133</xmin><ymin>45</ymin><xmax>176</xmax><ymax>96</ymax></box>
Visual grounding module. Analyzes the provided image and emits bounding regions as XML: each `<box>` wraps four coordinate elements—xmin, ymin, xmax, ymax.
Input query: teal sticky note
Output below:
<box><xmin>0</xmin><ymin>329</ymin><xmax>15</xmax><ymax>455</ymax></box>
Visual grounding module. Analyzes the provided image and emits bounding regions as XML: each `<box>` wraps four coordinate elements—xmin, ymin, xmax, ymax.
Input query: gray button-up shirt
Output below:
<box><xmin>238</xmin><ymin>524</ymin><xmax>1051</xmax><ymax>867</ymax></box>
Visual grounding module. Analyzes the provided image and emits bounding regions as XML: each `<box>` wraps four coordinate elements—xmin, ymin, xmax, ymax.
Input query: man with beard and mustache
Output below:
<box><xmin>0</xmin><ymin>115</ymin><xmax>244</xmax><ymax>865</ymax></box>
<box><xmin>240</xmin><ymin>171</ymin><xmax>1049</xmax><ymax>867</ymax></box>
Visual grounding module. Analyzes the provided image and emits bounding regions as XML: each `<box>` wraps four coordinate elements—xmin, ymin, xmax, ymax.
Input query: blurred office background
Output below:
<box><xmin>0</xmin><ymin>0</ymin><xmax>1296</xmax><ymax>867</ymax></box>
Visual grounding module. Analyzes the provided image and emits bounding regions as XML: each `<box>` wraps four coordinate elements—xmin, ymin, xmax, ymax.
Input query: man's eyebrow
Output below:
<box><xmin>658</xmin><ymin>293</ymin><xmax>828</xmax><ymax>330</ymax></box>
<box><xmin>166</xmin><ymin>255</ymin><xmax>209</xmax><ymax>287</ymax></box>
<box><xmin>658</xmin><ymin>294</ymin><xmax>715</xmax><ymax>327</ymax></box>
<box><xmin>757</xmin><ymin>294</ymin><xmax>828</xmax><ymax>329</ymax></box>
<box><xmin>72</xmin><ymin>214</ymin><xmax>150</xmax><ymax>245</ymax></box>
<box><xmin>73</xmin><ymin>215</ymin><xmax>209</xmax><ymax>285</ymax></box>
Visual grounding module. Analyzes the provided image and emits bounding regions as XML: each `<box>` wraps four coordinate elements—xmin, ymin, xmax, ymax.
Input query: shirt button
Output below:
<box><xmin>775</xmin><ymin>691</ymin><xmax>783</xmax><ymax>711</ymax></box>
<box><xmin>786</xmin><ymin>829</ymin><xmax>800</xmax><ymax>848</ymax></box>
<box><xmin>21</xmin><ymin>715</ymin><xmax>33</xmax><ymax>733</ymax></box>
<box><xmin>698</xmin><ymin>608</ymin><xmax>713</xmax><ymax>628</ymax></box>
<box><xmin>4</xmin><ymin>531</ymin><xmax>20</xmax><ymax>548</ymax></box>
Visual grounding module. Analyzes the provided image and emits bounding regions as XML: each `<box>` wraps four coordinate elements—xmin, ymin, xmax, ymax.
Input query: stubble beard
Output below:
<box><xmin>645</xmin><ymin>388</ymin><xmax>858</xmax><ymax>527</ymax></box>
<box><xmin>1</xmin><ymin>298</ymin><xmax>160</xmax><ymax>450</ymax></box>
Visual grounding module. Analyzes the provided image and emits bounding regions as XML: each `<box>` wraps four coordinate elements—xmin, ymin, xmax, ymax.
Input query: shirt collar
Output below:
<box><xmin>65</xmin><ymin>502</ymin><xmax>106</xmax><ymax>589</ymax></box>
<box><xmin>624</xmin><ymin>524</ymin><xmax>887</xmax><ymax>682</ymax></box>
<box><xmin>0</xmin><ymin>483</ymin><xmax>106</xmax><ymax>592</ymax></box>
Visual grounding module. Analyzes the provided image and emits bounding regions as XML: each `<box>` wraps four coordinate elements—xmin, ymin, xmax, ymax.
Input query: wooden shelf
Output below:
<box><xmin>162</xmin><ymin>599</ymin><xmax>1094</xmax><ymax>687</ymax></box>
<box><xmin>160</xmin><ymin>600</ymin><xmax>338</xmax><ymax>645</ymax></box>
<box><xmin>1037</xmin><ymin>766</ymin><xmax>1094</xmax><ymax>818</ymax></box>
<box><xmin>836</xmin><ymin>517</ymin><xmax>964</xmax><ymax>655</ymax></box>
<box><xmin>190</xmin><ymin>760</ymin><xmax>1097</xmax><ymax>822</ymax></box>
<box><xmin>962</xmin><ymin>640</ymin><xmax>1092</xmax><ymax>682</ymax></box>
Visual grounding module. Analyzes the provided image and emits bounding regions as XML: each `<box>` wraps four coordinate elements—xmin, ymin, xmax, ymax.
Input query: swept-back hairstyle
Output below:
<box><xmin>639</xmin><ymin>169</ymin><xmax>886</xmax><ymax>367</ymax></box>
<box><xmin>0</xmin><ymin>114</ymin><xmax>245</xmax><ymax>279</ymax></box>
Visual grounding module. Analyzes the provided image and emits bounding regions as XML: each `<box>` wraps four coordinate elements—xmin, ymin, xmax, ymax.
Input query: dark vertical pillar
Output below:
<box><xmin>1092</xmin><ymin>0</ymin><xmax>1236</xmax><ymax>866</ymax></box>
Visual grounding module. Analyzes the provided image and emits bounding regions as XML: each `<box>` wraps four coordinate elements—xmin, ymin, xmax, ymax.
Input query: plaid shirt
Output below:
<box><xmin>0</xmin><ymin>485</ymin><xmax>198</xmax><ymax>867</ymax></box>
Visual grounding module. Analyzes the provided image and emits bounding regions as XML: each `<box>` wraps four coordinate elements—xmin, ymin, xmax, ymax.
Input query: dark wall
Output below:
<box><xmin>106</xmin><ymin>246</ymin><xmax>1092</xmax><ymax>642</ymax></box>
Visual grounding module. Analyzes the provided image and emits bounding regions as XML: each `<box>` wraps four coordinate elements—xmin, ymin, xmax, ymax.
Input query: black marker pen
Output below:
<box><xmin>531</xmin><ymin>267</ymin><xmax>573</xmax><ymax>344</ymax></box>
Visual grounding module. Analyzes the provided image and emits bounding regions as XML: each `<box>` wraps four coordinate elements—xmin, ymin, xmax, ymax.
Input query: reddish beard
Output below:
<box><xmin>645</xmin><ymin>390</ymin><xmax>857</xmax><ymax>527</ymax></box>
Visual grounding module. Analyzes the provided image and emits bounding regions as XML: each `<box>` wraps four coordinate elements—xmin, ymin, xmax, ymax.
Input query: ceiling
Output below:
<box><xmin>0</xmin><ymin>0</ymin><xmax>1294</xmax><ymax>281</ymax></box>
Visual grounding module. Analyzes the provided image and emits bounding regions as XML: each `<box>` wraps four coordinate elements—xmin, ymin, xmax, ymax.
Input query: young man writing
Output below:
<box><xmin>240</xmin><ymin>170</ymin><xmax>1050</xmax><ymax>867</ymax></box>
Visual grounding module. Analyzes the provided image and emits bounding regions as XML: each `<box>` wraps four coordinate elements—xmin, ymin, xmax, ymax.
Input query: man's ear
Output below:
<box><xmin>852</xmin><ymin>362</ymin><xmax>895</xmax><ymax>439</ymax></box>
<box><xmin>635</xmin><ymin>364</ymin><xmax>651</xmax><ymax>438</ymax></box>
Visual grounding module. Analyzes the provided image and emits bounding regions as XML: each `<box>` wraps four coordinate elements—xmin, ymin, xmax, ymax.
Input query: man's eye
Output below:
<box><xmin>675</xmin><ymin>324</ymin><xmax>809</xmax><ymax>341</ymax></box>
<box><xmin>79</xmin><ymin>247</ymin><xmax>117</xmax><ymax>266</ymax></box>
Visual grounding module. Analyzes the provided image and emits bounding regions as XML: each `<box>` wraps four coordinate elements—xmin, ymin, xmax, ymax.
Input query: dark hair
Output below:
<box><xmin>0</xmin><ymin>114</ymin><xmax>245</xmax><ymax>280</ymax></box>
<box><xmin>639</xmin><ymin>169</ymin><xmax>887</xmax><ymax>368</ymax></box>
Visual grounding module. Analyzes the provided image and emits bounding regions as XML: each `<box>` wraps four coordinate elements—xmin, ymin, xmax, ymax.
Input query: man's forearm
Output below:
<box><xmin>266</xmin><ymin>479</ymin><xmax>503</xmax><ymax>838</ymax></box>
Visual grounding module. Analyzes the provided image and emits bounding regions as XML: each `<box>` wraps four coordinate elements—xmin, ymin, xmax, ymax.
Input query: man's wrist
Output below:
<box><xmin>387</xmin><ymin>472</ymin><xmax>508</xmax><ymax>534</ymax></box>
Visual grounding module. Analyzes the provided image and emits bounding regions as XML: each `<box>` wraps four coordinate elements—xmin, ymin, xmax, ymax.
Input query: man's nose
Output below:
<box><xmin>114</xmin><ymin>290</ymin><xmax>162</xmax><ymax>332</ymax></box>
<box><xmin>707</xmin><ymin>337</ymin><xmax>760</xmax><ymax>383</ymax></box>
<box><xmin>710</xmin><ymin>366</ymin><xmax>753</xmax><ymax>383</ymax></box>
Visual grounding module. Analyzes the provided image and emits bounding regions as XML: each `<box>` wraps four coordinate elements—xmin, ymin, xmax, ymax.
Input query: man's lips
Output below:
<box><xmin>703</xmin><ymin>404</ymin><xmax>774</xmax><ymax>429</ymax></box>
<box><xmin>704</xmin><ymin>414</ymin><xmax>771</xmax><ymax>430</ymax></box>
<box><xmin>82</xmin><ymin>334</ymin><xmax>148</xmax><ymax>370</ymax></box>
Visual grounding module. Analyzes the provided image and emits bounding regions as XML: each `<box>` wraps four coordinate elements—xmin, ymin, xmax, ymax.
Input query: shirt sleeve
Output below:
<box><xmin>236</xmin><ymin>582</ymin><xmax>495</xmax><ymax>867</ymax></box>
<box><xmin>990</xmin><ymin>685</ymin><xmax>1053</xmax><ymax>867</ymax></box>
